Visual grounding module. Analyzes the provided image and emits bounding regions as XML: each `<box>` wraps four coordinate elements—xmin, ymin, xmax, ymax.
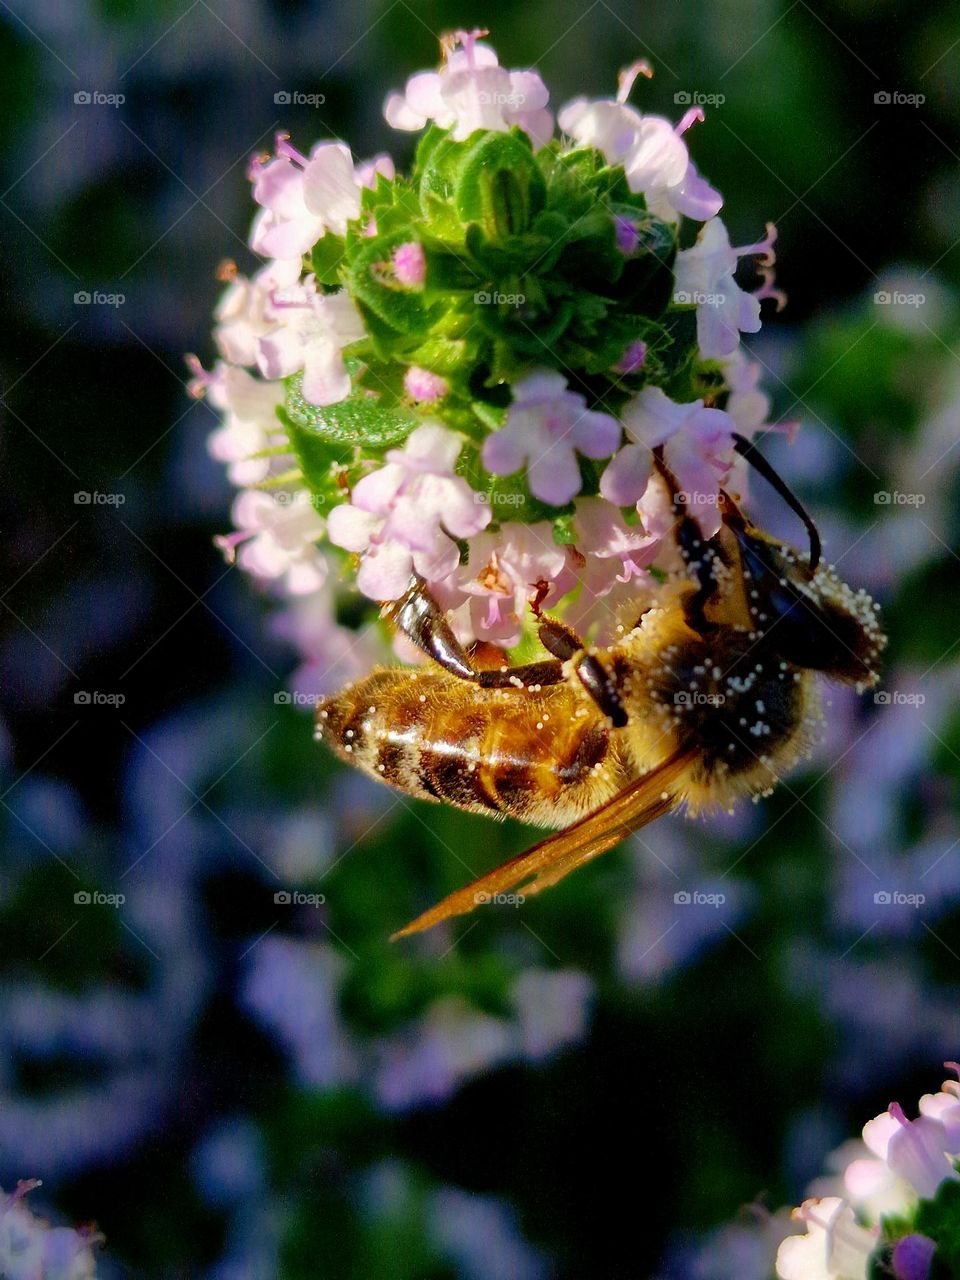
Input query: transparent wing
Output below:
<box><xmin>392</xmin><ymin>749</ymin><xmax>692</xmax><ymax>940</ymax></box>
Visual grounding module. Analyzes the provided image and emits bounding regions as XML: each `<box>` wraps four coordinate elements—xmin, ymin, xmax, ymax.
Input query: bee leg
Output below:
<box><xmin>383</xmin><ymin>576</ymin><xmax>475</xmax><ymax>680</ymax></box>
<box><xmin>387</xmin><ymin>577</ymin><xmax>567</xmax><ymax>689</ymax></box>
<box><xmin>536</xmin><ymin>615</ymin><xmax>629</xmax><ymax>729</ymax></box>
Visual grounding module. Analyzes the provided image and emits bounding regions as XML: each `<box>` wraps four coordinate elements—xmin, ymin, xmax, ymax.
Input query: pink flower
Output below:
<box><xmin>775</xmin><ymin>1197</ymin><xmax>876</xmax><ymax>1280</ymax></box>
<box><xmin>250</xmin><ymin>134</ymin><xmax>389</xmax><ymax>260</ymax></box>
<box><xmin>216</xmin><ymin>489</ymin><xmax>328</xmax><ymax>595</ymax></box>
<box><xmin>384</xmin><ymin>30</ymin><xmax>553</xmax><ymax>147</ymax></box>
<box><xmin>482</xmin><ymin>369</ymin><xmax>621</xmax><ymax>506</ymax></box>
<box><xmin>600</xmin><ymin>386</ymin><xmax>734</xmax><ymax>536</ymax></box>
<box><xmin>256</xmin><ymin>281</ymin><xmax>365</xmax><ymax>406</ymax></box>
<box><xmin>674</xmin><ymin>218</ymin><xmax>782</xmax><ymax>357</ymax></box>
<box><xmin>557</xmin><ymin>90</ymin><xmax>721</xmax><ymax>223</ymax></box>
<box><xmin>456</xmin><ymin>522</ymin><xmax>578</xmax><ymax>646</ymax></box>
<box><xmin>392</xmin><ymin>242</ymin><xmax>427</xmax><ymax>287</ymax></box>
<box><xmin>327</xmin><ymin>424</ymin><xmax>491</xmax><ymax>601</ymax></box>
<box><xmin>403</xmin><ymin>366</ymin><xmax>448</xmax><ymax>403</ymax></box>
<box><xmin>201</xmin><ymin>362</ymin><xmax>287</xmax><ymax>486</ymax></box>
<box><xmin>885</xmin><ymin>1102</ymin><xmax>958</xmax><ymax>1201</ymax></box>
<box><xmin>573</xmin><ymin>497</ymin><xmax>659</xmax><ymax>586</ymax></box>
<box><xmin>271</xmin><ymin>586</ymin><xmax>383</xmax><ymax>700</ymax></box>
<box><xmin>212</xmin><ymin>259</ymin><xmax>302</xmax><ymax>367</ymax></box>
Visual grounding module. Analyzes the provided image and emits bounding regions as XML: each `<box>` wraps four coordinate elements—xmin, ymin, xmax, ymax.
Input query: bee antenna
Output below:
<box><xmin>731</xmin><ymin>433</ymin><xmax>821</xmax><ymax>571</ymax></box>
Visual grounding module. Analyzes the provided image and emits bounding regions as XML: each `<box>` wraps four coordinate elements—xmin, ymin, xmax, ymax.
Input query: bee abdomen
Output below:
<box><xmin>316</xmin><ymin>668</ymin><xmax>619</xmax><ymax>825</ymax></box>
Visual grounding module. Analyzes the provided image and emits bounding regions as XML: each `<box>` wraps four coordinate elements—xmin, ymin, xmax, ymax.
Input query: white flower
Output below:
<box><xmin>249</xmin><ymin>136</ymin><xmax>384</xmax><ymax>260</ymax></box>
<box><xmin>212</xmin><ymin>259</ymin><xmax>302</xmax><ymax>367</ymax></box>
<box><xmin>482</xmin><ymin>369</ymin><xmax>621</xmax><ymax>506</ymax></box>
<box><xmin>674</xmin><ymin>217</ymin><xmax>780</xmax><ymax>357</ymax></box>
<box><xmin>557</xmin><ymin>92</ymin><xmax>721</xmax><ymax>223</ymax></box>
<box><xmin>775</xmin><ymin>1198</ymin><xmax>875</xmax><ymax>1280</ymax></box>
<box><xmin>327</xmin><ymin>424</ymin><xmax>491</xmax><ymax>602</ymax></box>
<box><xmin>202</xmin><ymin>363</ymin><xmax>287</xmax><ymax>486</ymax></box>
<box><xmin>600</xmin><ymin>385</ymin><xmax>734</xmax><ymax>536</ymax></box>
<box><xmin>456</xmin><ymin>522</ymin><xmax>579</xmax><ymax>646</ymax></box>
<box><xmin>217</xmin><ymin>489</ymin><xmax>328</xmax><ymax>595</ymax></box>
<box><xmin>257</xmin><ymin>281</ymin><xmax>366</xmax><ymax>406</ymax></box>
<box><xmin>384</xmin><ymin>29</ymin><xmax>553</xmax><ymax>146</ymax></box>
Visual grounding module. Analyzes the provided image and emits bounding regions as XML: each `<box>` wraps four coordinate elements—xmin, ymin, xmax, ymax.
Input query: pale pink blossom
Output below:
<box><xmin>250</xmin><ymin>135</ymin><xmax>392</xmax><ymax>260</ymax></box>
<box><xmin>456</xmin><ymin>522</ymin><xmax>579</xmax><ymax>646</ymax></box>
<box><xmin>572</xmin><ymin>497</ymin><xmax>658</xmax><ymax>586</ymax></box>
<box><xmin>271</xmin><ymin>586</ymin><xmax>382</xmax><ymax>700</ymax></box>
<box><xmin>403</xmin><ymin>366</ymin><xmax>448</xmax><ymax>403</ymax></box>
<box><xmin>257</xmin><ymin>281</ymin><xmax>365</xmax><ymax>406</ymax></box>
<box><xmin>557</xmin><ymin>93</ymin><xmax>721</xmax><ymax>223</ymax></box>
<box><xmin>600</xmin><ymin>385</ymin><xmax>734</xmax><ymax>536</ymax></box>
<box><xmin>482</xmin><ymin>369</ymin><xmax>621</xmax><ymax>506</ymax></box>
<box><xmin>775</xmin><ymin>1197</ymin><xmax>875</xmax><ymax>1280</ymax></box>
<box><xmin>384</xmin><ymin>30</ymin><xmax>553</xmax><ymax>147</ymax></box>
<box><xmin>674</xmin><ymin>217</ymin><xmax>781</xmax><ymax>356</ymax></box>
<box><xmin>327</xmin><ymin>424</ymin><xmax>490</xmax><ymax>601</ymax></box>
<box><xmin>216</xmin><ymin>489</ymin><xmax>328</xmax><ymax>595</ymax></box>
<box><xmin>392</xmin><ymin>241</ymin><xmax>427</xmax><ymax>287</ymax></box>
<box><xmin>212</xmin><ymin>259</ymin><xmax>302</xmax><ymax>367</ymax></box>
<box><xmin>197</xmin><ymin>362</ymin><xmax>287</xmax><ymax>486</ymax></box>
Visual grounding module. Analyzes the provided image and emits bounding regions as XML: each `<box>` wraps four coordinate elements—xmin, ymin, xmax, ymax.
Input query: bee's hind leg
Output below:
<box><xmin>385</xmin><ymin>576</ymin><xmax>567</xmax><ymax>689</ymax></box>
<box><xmin>532</xmin><ymin>601</ymin><xmax>629</xmax><ymax>729</ymax></box>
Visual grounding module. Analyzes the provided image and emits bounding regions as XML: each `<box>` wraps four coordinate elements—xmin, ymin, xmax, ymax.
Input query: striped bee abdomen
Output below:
<box><xmin>315</xmin><ymin>666</ymin><xmax>629</xmax><ymax>826</ymax></box>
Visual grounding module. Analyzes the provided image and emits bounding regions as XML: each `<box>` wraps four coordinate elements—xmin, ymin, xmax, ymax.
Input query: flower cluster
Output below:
<box><xmin>196</xmin><ymin>29</ymin><xmax>783</xmax><ymax>674</ymax></box>
<box><xmin>775</xmin><ymin>1065</ymin><xmax>960</xmax><ymax>1280</ymax></box>
<box><xmin>0</xmin><ymin>1181</ymin><xmax>99</xmax><ymax>1279</ymax></box>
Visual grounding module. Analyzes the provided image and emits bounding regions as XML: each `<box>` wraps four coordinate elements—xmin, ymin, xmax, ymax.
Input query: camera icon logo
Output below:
<box><xmin>874</xmin><ymin>290</ymin><xmax>891</xmax><ymax>305</ymax></box>
<box><xmin>74</xmin><ymin>291</ymin><xmax>91</xmax><ymax>305</ymax></box>
<box><xmin>874</xmin><ymin>890</ymin><xmax>892</xmax><ymax>904</ymax></box>
<box><xmin>274</xmin><ymin>890</ymin><xmax>292</xmax><ymax>904</ymax></box>
<box><xmin>674</xmin><ymin>691</ymin><xmax>692</xmax><ymax>706</ymax></box>
<box><xmin>674</xmin><ymin>890</ymin><xmax>691</xmax><ymax>904</ymax></box>
<box><xmin>74</xmin><ymin>890</ymin><xmax>91</xmax><ymax>904</ymax></box>
<box><xmin>474</xmin><ymin>890</ymin><xmax>491</xmax><ymax>904</ymax></box>
<box><xmin>874</xmin><ymin>691</ymin><xmax>891</xmax><ymax>705</ymax></box>
<box><xmin>274</xmin><ymin>90</ymin><xmax>292</xmax><ymax>104</ymax></box>
<box><xmin>874</xmin><ymin>91</ymin><xmax>891</xmax><ymax>105</ymax></box>
<box><xmin>673</xmin><ymin>290</ymin><xmax>691</xmax><ymax>304</ymax></box>
<box><xmin>74</xmin><ymin>691</ymin><xmax>91</xmax><ymax>704</ymax></box>
<box><xmin>473</xmin><ymin>290</ymin><xmax>491</xmax><ymax>304</ymax></box>
<box><xmin>674</xmin><ymin>90</ymin><xmax>692</xmax><ymax>105</ymax></box>
<box><xmin>74</xmin><ymin>90</ymin><xmax>92</xmax><ymax>105</ymax></box>
<box><xmin>274</xmin><ymin>691</ymin><xmax>292</xmax><ymax>704</ymax></box>
<box><xmin>73</xmin><ymin>491</ymin><xmax>92</xmax><ymax>505</ymax></box>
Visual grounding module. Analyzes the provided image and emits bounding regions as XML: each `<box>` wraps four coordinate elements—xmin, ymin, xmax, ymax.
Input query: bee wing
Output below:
<box><xmin>391</xmin><ymin>749</ymin><xmax>692</xmax><ymax>940</ymax></box>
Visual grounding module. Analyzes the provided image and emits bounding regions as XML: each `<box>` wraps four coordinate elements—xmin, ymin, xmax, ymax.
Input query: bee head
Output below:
<box><xmin>732</xmin><ymin>524</ymin><xmax>886</xmax><ymax>687</ymax></box>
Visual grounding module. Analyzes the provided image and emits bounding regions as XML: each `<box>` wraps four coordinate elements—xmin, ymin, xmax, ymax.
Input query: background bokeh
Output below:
<box><xmin>2</xmin><ymin>1</ymin><xmax>960</xmax><ymax>1276</ymax></box>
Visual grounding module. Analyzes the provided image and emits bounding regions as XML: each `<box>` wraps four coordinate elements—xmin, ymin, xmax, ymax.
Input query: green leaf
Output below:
<box><xmin>915</xmin><ymin>1180</ymin><xmax>960</xmax><ymax>1270</ymax></box>
<box><xmin>311</xmin><ymin>233</ymin><xmax>346</xmax><ymax>286</ymax></box>
<box><xmin>345</xmin><ymin>234</ymin><xmax>438</xmax><ymax>338</ymax></box>
<box><xmin>283</xmin><ymin>369</ymin><xmax>418</xmax><ymax>453</ymax></box>
<box><xmin>454</xmin><ymin>129</ymin><xmax>546</xmax><ymax>237</ymax></box>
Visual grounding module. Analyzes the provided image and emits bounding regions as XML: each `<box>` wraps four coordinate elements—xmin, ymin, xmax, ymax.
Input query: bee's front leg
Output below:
<box><xmin>534</xmin><ymin>611</ymin><xmax>629</xmax><ymax>729</ymax></box>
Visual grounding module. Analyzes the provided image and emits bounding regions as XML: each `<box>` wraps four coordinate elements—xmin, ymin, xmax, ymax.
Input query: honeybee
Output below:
<box><xmin>316</xmin><ymin>436</ymin><xmax>885</xmax><ymax>939</ymax></box>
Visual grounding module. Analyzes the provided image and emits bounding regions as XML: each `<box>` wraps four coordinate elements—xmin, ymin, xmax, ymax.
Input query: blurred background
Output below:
<box><xmin>2</xmin><ymin>1</ymin><xmax>960</xmax><ymax>1275</ymax></box>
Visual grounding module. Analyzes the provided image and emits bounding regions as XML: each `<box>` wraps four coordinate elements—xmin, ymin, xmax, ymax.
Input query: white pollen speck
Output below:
<box><xmin>419</xmin><ymin>694</ymin><xmax>427</xmax><ymax>703</ymax></box>
<box><xmin>344</xmin><ymin>744</ymin><xmax>353</xmax><ymax>753</ymax></box>
<box><xmin>368</xmin><ymin>705</ymin><xmax>376</xmax><ymax>714</ymax></box>
<box><xmin>320</xmin><ymin>710</ymin><xmax>329</xmax><ymax>720</ymax></box>
<box><xmin>536</xmin><ymin>721</ymin><xmax>544</xmax><ymax>730</ymax></box>
<box><xmin>542</xmin><ymin>713</ymin><xmax>550</xmax><ymax>722</ymax></box>
<box><xmin>377</xmin><ymin>763</ymin><xmax>385</xmax><ymax>773</ymax></box>
<box><xmin>345</xmin><ymin>729</ymin><xmax>354</xmax><ymax>739</ymax></box>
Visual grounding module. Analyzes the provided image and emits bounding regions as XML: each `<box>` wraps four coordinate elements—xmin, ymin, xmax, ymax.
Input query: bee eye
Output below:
<box><xmin>738</xmin><ymin>534</ymin><xmax>878</xmax><ymax>683</ymax></box>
